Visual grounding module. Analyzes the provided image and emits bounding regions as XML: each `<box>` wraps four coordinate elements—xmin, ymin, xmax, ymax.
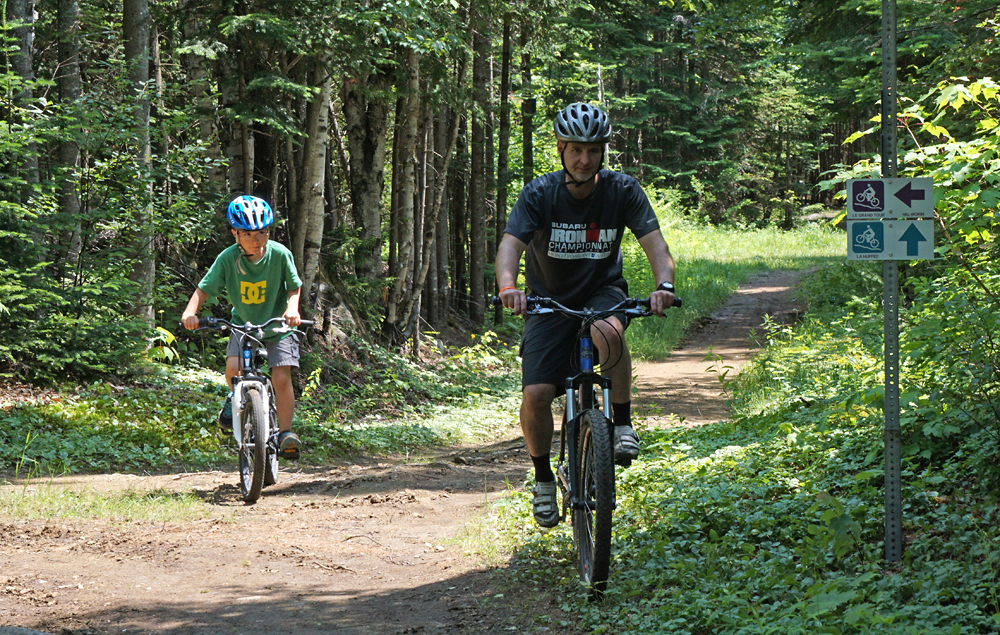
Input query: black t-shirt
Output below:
<box><xmin>504</xmin><ymin>169</ymin><xmax>660</xmax><ymax>308</ymax></box>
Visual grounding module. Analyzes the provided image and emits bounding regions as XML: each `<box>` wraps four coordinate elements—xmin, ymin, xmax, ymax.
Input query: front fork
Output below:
<box><xmin>230</xmin><ymin>378</ymin><xmax>272</xmax><ymax>445</ymax></box>
<box><xmin>561</xmin><ymin>379</ymin><xmax>613</xmax><ymax>513</ymax></box>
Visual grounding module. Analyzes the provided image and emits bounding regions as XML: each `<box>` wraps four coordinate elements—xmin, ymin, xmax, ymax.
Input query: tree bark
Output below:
<box><xmin>291</xmin><ymin>58</ymin><xmax>331</xmax><ymax>304</ymax></box>
<box><xmin>469</xmin><ymin>3</ymin><xmax>490</xmax><ymax>326</ymax></box>
<box><xmin>343</xmin><ymin>70</ymin><xmax>391</xmax><ymax>281</ymax></box>
<box><xmin>385</xmin><ymin>48</ymin><xmax>421</xmax><ymax>337</ymax></box>
<box><xmin>7</xmin><ymin>0</ymin><xmax>39</xmax><ymax>197</ymax></box>
<box><xmin>180</xmin><ymin>1</ymin><xmax>224</xmax><ymax>193</ymax></box>
<box><xmin>123</xmin><ymin>0</ymin><xmax>155</xmax><ymax>322</ymax></box>
<box><xmin>396</xmin><ymin>40</ymin><xmax>471</xmax><ymax>339</ymax></box>
<box><xmin>494</xmin><ymin>15</ymin><xmax>512</xmax><ymax>324</ymax></box>
<box><xmin>57</xmin><ymin>0</ymin><xmax>83</xmax><ymax>270</ymax></box>
<box><xmin>520</xmin><ymin>24</ymin><xmax>533</xmax><ymax>186</ymax></box>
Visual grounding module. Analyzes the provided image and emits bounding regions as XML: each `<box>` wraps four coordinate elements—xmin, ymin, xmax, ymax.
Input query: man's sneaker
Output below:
<box><xmin>218</xmin><ymin>394</ymin><xmax>232</xmax><ymax>433</ymax></box>
<box><xmin>613</xmin><ymin>425</ymin><xmax>640</xmax><ymax>466</ymax></box>
<box><xmin>531</xmin><ymin>480</ymin><xmax>559</xmax><ymax>528</ymax></box>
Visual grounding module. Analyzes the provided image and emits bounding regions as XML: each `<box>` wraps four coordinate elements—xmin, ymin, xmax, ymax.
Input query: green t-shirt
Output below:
<box><xmin>198</xmin><ymin>242</ymin><xmax>303</xmax><ymax>341</ymax></box>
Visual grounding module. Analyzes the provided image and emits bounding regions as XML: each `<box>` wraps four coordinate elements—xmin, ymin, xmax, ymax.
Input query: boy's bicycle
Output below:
<box><xmin>499</xmin><ymin>294</ymin><xmax>680</xmax><ymax>593</ymax></box>
<box><xmin>191</xmin><ymin>316</ymin><xmax>312</xmax><ymax>504</ymax></box>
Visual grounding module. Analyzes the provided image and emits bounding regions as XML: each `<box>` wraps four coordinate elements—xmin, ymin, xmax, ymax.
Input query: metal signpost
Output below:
<box><xmin>851</xmin><ymin>0</ymin><xmax>935</xmax><ymax>563</ymax></box>
<box><xmin>879</xmin><ymin>0</ymin><xmax>903</xmax><ymax>563</ymax></box>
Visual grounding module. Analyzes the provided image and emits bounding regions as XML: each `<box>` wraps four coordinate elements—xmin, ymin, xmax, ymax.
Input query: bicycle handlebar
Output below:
<box><xmin>491</xmin><ymin>294</ymin><xmax>681</xmax><ymax>316</ymax></box>
<box><xmin>181</xmin><ymin>316</ymin><xmax>314</xmax><ymax>335</ymax></box>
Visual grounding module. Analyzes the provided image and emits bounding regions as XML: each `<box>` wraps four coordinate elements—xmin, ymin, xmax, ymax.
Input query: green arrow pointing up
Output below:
<box><xmin>900</xmin><ymin>223</ymin><xmax>927</xmax><ymax>256</ymax></box>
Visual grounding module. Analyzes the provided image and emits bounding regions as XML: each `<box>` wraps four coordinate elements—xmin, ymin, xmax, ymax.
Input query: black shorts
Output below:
<box><xmin>520</xmin><ymin>285</ymin><xmax>629</xmax><ymax>391</ymax></box>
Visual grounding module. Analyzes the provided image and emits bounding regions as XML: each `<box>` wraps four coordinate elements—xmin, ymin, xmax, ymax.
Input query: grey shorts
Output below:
<box><xmin>520</xmin><ymin>285</ymin><xmax>629</xmax><ymax>391</ymax></box>
<box><xmin>226</xmin><ymin>332</ymin><xmax>300</xmax><ymax>368</ymax></box>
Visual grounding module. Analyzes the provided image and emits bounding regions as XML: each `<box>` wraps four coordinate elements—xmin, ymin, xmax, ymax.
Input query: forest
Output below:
<box><xmin>0</xmin><ymin>0</ymin><xmax>993</xmax><ymax>377</ymax></box>
<box><xmin>2</xmin><ymin>1</ymin><xmax>1000</xmax><ymax>632</ymax></box>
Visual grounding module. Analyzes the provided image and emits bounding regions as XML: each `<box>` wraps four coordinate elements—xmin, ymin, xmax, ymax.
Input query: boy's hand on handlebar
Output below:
<box><xmin>498</xmin><ymin>286</ymin><xmax>527</xmax><ymax>315</ymax></box>
<box><xmin>181</xmin><ymin>313</ymin><xmax>200</xmax><ymax>330</ymax></box>
<box><xmin>283</xmin><ymin>307</ymin><xmax>301</xmax><ymax>328</ymax></box>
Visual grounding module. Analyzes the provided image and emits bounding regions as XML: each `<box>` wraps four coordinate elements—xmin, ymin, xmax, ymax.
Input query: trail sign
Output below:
<box><xmin>847</xmin><ymin>219</ymin><xmax>935</xmax><ymax>260</ymax></box>
<box><xmin>847</xmin><ymin>178</ymin><xmax>934</xmax><ymax>219</ymax></box>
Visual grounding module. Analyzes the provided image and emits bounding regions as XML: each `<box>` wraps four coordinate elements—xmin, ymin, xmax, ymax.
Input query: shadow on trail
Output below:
<box><xmin>36</xmin><ymin>568</ymin><xmax>571</xmax><ymax>635</ymax></box>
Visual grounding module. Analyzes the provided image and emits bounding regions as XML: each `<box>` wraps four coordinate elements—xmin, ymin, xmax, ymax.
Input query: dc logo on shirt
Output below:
<box><xmin>241</xmin><ymin>280</ymin><xmax>266</xmax><ymax>305</ymax></box>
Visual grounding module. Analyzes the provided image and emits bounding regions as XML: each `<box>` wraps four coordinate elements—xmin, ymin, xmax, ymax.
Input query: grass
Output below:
<box><xmin>0</xmin><ymin>480</ymin><xmax>215</xmax><ymax>523</ymax></box>
<box><xmin>623</xmin><ymin>200</ymin><xmax>845</xmax><ymax>359</ymax></box>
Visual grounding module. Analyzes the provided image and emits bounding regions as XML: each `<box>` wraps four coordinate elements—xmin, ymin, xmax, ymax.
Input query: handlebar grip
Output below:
<box><xmin>198</xmin><ymin>317</ymin><xmax>216</xmax><ymax>328</ymax></box>
<box><xmin>490</xmin><ymin>296</ymin><xmax>502</xmax><ymax>307</ymax></box>
<box><xmin>297</xmin><ymin>319</ymin><xmax>315</xmax><ymax>327</ymax></box>
<box><xmin>673</xmin><ymin>297</ymin><xmax>682</xmax><ymax>309</ymax></box>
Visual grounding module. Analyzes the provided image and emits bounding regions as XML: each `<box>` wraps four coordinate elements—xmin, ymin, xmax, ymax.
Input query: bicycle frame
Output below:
<box><xmin>229</xmin><ymin>328</ymin><xmax>274</xmax><ymax>443</ymax></box>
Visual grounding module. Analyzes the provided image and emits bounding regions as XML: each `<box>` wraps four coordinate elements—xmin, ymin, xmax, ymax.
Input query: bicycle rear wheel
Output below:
<box><xmin>238</xmin><ymin>387</ymin><xmax>268</xmax><ymax>503</ymax></box>
<box><xmin>572</xmin><ymin>408</ymin><xmax>615</xmax><ymax>593</ymax></box>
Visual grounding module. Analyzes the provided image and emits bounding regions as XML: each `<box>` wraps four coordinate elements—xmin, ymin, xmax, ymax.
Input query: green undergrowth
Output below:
<box><xmin>498</xmin><ymin>262</ymin><xmax>1000</xmax><ymax>634</ymax></box>
<box><xmin>0</xmin><ymin>331</ymin><xmax>521</xmax><ymax>475</ymax></box>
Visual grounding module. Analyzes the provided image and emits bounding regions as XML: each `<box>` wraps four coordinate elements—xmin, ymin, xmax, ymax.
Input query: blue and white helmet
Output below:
<box><xmin>227</xmin><ymin>195</ymin><xmax>274</xmax><ymax>231</ymax></box>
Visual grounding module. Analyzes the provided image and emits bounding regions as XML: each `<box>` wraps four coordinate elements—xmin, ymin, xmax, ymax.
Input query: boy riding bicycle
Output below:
<box><xmin>181</xmin><ymin>195</ymin><xmax>305</xmax><ymax>460</ymax></box>
<box><xmin>495</xmin><ymin>102</ymin><xmax>677</xmax><ymax>527</ymax></box>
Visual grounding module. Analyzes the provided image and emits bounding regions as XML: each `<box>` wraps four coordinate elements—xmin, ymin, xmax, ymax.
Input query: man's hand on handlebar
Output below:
<box><xmin>648</xmin><ymin>289</ymin><xmax>677</xmax><ymax>316</ymax></box>
<box><xmin>498</xmin><ymin>286</ymin><xmax>527</xmax><ymax>316</ymax></box>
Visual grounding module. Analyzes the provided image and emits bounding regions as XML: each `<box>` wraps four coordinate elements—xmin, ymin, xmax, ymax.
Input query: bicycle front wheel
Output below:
<box><xmin>238</xmin><ymin>387</ymin><xmax>268</xmax><ymax>504</ymax></box>
<box><xmin>572</xmin><ymin>408</ymin><xmax>615</xmax><ymax>593</ymax></box>
<box><xmin>263</xmin><ymin>381</ymin><xmax>279</xmax><ymax>487</ymax></box>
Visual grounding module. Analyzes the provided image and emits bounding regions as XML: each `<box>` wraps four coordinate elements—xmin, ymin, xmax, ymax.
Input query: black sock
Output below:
<box><xmin>531</xmin><ymin>453</ymin><xmax>555</xmax><ymax>482</ymax></box>
<box><xmin>612</xmin><ymin>401</ymin><xmax>632</xmax><ymax>428</ymax></box>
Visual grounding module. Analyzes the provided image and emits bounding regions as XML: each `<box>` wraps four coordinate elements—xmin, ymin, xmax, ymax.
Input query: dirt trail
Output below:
<box><xmin>0</xmin><ymin>270</ymin><xmax>808</xmax><ymax>635</ymax></box>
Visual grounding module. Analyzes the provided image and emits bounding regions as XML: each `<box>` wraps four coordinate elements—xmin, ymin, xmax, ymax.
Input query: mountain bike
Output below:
<box><xmin>191</xmin><ymin>316</ymin><xmax>312</xmax><ymax>504</ymax></box>
<box><xmin>498</xmin><ymin>294</ymin><xmax>680</xmax><ymax>594</ymax></box>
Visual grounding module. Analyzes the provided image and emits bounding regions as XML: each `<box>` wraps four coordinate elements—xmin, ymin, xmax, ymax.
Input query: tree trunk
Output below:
<box><xmin>469</xmin><ymin>4</ymin><xmax>490</xmax><ymax>326</ymax></box>
<box><xmin>291</xmin><ymin>58</ymin><xmax>331</xmax><ymax>304</ymax></box>
<box><xmin>494</xmin><ymin>15</ymin><xmax>512</xmax><ymax>324</ymax></box>
<box><xmin>343</xmin><ymin>70</ymin><xmax>391</xmax><ymax>281</ymax></box>
<box><xmin>123</xmin><ymin>0</ymin><xmax>155</xmax><ymax>322</ymax></box>
<box><xmin>181</xmin><ymin>1</ymin><xmax>224</xmax><ymax>193</ymax></box>
<box><xmin>57</xmin><ymin>0</ymin><xmax>83</xmax><ymax>271</ymax></box>
<box><xmin>451</xmin><ymin>117</ymin><xmax>468</xmax><ymax>317</ymax></box>
<box><xmin>220</xmin><ymin>54</ymin><xmax>254</xmax><ymax>196</ymax></box>
<box><xmin>7</xmin><ymin>0</ymin><xmax>39</xmax><ymax>198</ymax></box>
<box><xmin>384</xmin><ymin>48</ymin><xmax>421</xmax><ymax>338</ymax></box>
<box><xmin>396</xmin><ymin>41</ymin><xmax>470</xmax><ymax>339</ymax></box>
<box><xmin>520</xmin><ymin>24</ymin><xmax>533</xmax><ymax>186</ymax></box>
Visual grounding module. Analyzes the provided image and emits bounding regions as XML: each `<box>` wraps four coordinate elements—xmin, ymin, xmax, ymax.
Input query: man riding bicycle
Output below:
<box><xmin>495</xmin><ymin>102</ymin><xmax>677</xmax><ymax>528</ymax></box>
<box><xmin>180</xmin><ymin>195</ymin><xmax>305</xmax><ymax>460</ymax></box>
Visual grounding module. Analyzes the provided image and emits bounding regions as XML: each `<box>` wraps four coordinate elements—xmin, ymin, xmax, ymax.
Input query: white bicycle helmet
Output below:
<box><xmin>554</xmin><ymin>102</ymin><xmax>611</xmax><ymax>144</ymax></box>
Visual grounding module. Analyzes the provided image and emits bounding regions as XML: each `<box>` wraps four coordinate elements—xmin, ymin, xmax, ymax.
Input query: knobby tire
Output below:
<box><xmin>239</xmin><ymin>387</ymin><xmax>268</xmax><ymax>503</ymax></box>
<box><xmin>573</xmin><ymin>409</ymin><xmax>615</xmax><ymax>594</ymax></box>
<box><xmin>263</xmin><ymin>380</ymin><xmax>279</xmax><ymax>487</ymax></box>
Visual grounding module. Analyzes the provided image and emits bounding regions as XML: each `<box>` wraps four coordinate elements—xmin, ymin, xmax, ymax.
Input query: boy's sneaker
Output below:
<box><xmin>277</xmin><ymin>431</ymin><xmax>301</xmax><ymax>461</ymax></box>
<box><xmin>218</xmin><ymin>394</ymin><xmax>232</xmax><ymax>433</ymax></box>
<box><xmin>613</xmin><ymin>425</ymin><xmax>640</xmax><ymax>466</ymax></box>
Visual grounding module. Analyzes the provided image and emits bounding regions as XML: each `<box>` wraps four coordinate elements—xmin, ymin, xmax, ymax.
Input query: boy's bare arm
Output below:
<box><xmin>181</xmin><ymin>289</ymin><xmax>209</xmax><ymax>330</ymax></box>
<box><xmin>283</xmin><ymin>287</ymin><xmax>301</xmax><ymax>327</ymax></box>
